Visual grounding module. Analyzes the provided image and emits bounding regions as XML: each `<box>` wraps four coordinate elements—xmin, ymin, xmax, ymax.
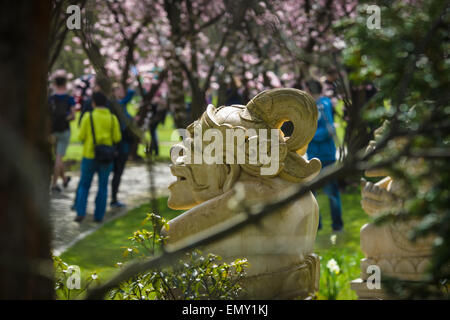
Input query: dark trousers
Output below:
<box><xmin>111</xmin><ymin>152</ymin><xmax>128</xmax><ymax>203</ymax></box>
<box><xmin>149</xmin><ymin>124</ymin><xmax>159</xmax><ymax>156</ymax></box>
<box><xmin>317</xmin><ymin>160</ymin><xmax>344</xmax><ymax>231</ymax></box>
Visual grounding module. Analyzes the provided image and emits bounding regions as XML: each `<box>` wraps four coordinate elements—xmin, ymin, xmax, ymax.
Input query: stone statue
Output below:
<box><xmin>351</xmin><ymin>122</ymin><xmax>434</xmax><ymax>299</ymax></box>
<box><xmin>162</xmin><ymin>88</ymin><xmax>322</xmax><ymax>299</ymax></box>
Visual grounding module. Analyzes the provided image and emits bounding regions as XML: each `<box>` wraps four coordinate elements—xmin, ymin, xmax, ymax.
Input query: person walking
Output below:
<box><xmin>305</xmin><ymin>79</ymin><xmax>344</xmax><ymax>232</ymax></box>
<box><xmin>49</xmin><ymin>72</ymin><xmax>76</xmax><ymax>193</ymax></box>
<box><xmin>75</xmin><ymin>91</ymin><xmax>121</xmax><ymax>223</ymax></box>
<box><xmin>71</xmin><ymin>82</ymin><xmax>97</xmax><ymax>211</ymax></box>
<box><xmin>110</xmin><ymin>85</ymin><xmax>135</xmax><ymax>208</ymax></box>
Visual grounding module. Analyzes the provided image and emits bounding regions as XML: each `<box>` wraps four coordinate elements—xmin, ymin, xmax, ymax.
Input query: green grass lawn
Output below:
<box><xmin>59</xmin><ymin>187</ymin><xmax>368</xmax><ymax>300</ymax></box>
<box><xmin>315</xmin><ymin>187</ymin><xmax>368</xmax><ymax>300</ymax></box>
<box><xmin>60</xmin><ymin>197</ymin><xmax>181</xmax><ymax>281</ymax></box>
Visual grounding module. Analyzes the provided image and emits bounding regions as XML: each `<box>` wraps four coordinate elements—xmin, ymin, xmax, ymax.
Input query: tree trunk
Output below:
<box><xmin>190</xmin><ymin>86</ymin><xmax>206</xmax><ymax>122</ymax></box>
<box><xmin>164</xmin><ymin>0</ymin><xmax>190</xmax><ymax>129</ymax></box>
<box><xmin>217</xmin><ymin>75</ymin><xmax>228</xmax><ymax>107</ymax></box>
<box><xmin>0</xmin><ymin>1</ymin><xmax>54</xmax><ymax>299</ymax></box>
<box><xmin>168</xmin><ymin>57</ymin><xmax>190</xmax><ymax>129</ymax></box>
<box><xmin>344</xmin><ymin>84</ymin><xmax>371</xmax><ymax>155</ymax></box>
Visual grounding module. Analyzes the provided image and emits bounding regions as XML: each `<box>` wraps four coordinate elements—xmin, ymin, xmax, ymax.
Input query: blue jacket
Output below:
<box><xmin>116</xmin><ymin>89</ymin><xmax>135</xmax><ymax>154</ymax></box>
<box><xmin>307</xmin><ymin>96</ymin><xmax>336</xmax><ymax>162</ymax></box>
<box><xmin>117</xmin><ymin>89</ymin><xmax>135</xmax><ymax>130</ymax></box>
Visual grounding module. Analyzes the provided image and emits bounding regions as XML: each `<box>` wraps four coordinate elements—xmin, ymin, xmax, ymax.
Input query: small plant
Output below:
<box><xmin>319</xmin><ymin>234</ymin><xmax>344</xmax><ymax>300</ymax></box>
<box><xmin>123</xmin><ymin>212</ymin><xmax>170</xmax><ymax>257</ymax></box>
<box><xmin>110</xmin><ymin>250</ymin><xmax>248</xmax><ymax>300</ymax></box>
<box><xmin>54</xmin><ymin>211</ymin><xmax>249</xmax><ymax>300</ymax></box>
<box><xmin>113</xmin><ymin>212</ymin><xmax>249</xmax><ymax>300</ymax></box>
<box><xmin>324</xmin><ymin>258</ymin><xmax>341</xmax><ymax>300</ymax></box>
<box><xmin>53</xmin><ymin>255</ymin><xmax>101</xmax><ymax>300</ymax></box>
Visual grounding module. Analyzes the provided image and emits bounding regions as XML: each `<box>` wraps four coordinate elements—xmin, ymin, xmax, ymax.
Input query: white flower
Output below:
<box><xmin>333</xmin><ymin>38</ymin><xmax>346</xmax><ymax>50</ymax></box>
<box><xmin>330</xmin><ymin>234</ymin><xmax>337</xmax><ymax>245</ymax></box>
<box><xmin>326</xmin><ymin>258</ymin><xmax>340</xmax><ymax>274</ymax></box>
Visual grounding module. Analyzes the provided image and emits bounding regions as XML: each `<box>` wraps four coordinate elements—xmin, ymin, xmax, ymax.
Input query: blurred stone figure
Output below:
<box><xmin>351</xmin><ymin>122</ymin><xmax>435</xmax><ymax>299</ymax></box>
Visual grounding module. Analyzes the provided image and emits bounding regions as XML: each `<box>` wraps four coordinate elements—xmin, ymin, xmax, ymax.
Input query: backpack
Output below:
<box><xmin>49</xmin><ymin>95</ymin><xmax>71</xmax><ymax>133</ymax></box>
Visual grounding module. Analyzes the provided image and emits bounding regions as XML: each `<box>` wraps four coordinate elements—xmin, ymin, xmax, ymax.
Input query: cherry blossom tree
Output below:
<box><xmin>56</xmin><ymin>0</ymin><xmax>359</xmax><ymax>130</ymax></box>
<box><xmin>219</xmin><ymin>0</ymin><xmax>358</xmax><ymax>99</ymax></box>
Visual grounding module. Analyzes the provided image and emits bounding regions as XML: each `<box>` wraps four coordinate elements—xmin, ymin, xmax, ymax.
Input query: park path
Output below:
<box><xmin>50</xmin><ymin>162</ymin><xmax>176</xmax><ymax>256</ymax></box>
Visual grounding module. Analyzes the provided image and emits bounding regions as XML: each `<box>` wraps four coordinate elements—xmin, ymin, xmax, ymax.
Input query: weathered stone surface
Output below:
<box><xmin>163</xmin><ymin>88</ymin><xmax>321</xmax><ymax>299</ymax></box>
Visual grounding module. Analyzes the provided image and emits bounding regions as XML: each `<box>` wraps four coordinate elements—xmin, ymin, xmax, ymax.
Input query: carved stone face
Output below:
<box><xmin>167</xmin><ymin>88</ymin><xmax>321</xmax><ymax>209</ymax></box>
<box><xmin>167</xmin><ymin>150</ymin><xmax>227</xmax><ymax>210</ymax></box>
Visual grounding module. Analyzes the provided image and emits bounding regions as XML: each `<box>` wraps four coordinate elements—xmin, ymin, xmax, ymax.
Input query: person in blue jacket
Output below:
<box><xmin>305</xmin><ymin>79</ymin><xmax>343</xmax><ymax>232</ymax></box>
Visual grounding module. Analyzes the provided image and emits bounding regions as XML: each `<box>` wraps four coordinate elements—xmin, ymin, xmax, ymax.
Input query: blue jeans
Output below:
<box><xmin>76</xmin><ymin>158</ymin><xmax>113</xmax><ymax>221</ymax></box>
<box><xmin>317</xmin><ymin>160</ymin><xmax>343</xmax><ymax>231</ymax></box>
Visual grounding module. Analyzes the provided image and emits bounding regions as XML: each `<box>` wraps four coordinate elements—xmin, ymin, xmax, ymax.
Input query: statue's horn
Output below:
<box><xmin>246</xmin><ymin>88</ymin><xmax>318</xmax><ymax>152</ymax></box>
<box><xmin>246</xmin><ymin>88</ymin><xmax>321</xmax><ymax>183</ymax></box>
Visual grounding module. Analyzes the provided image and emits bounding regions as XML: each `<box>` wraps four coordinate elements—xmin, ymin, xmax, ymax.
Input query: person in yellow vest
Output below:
<box><xmin>74</xmin><ymin>91</ymin><xmax>121</xmax><ymax>222</ymax></box>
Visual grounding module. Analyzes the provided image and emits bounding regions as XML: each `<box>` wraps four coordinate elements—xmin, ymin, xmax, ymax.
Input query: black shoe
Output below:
<box><xmin>74</xmin><ymin>216</ymin><xmax>84</xmax><ymax>223</ymax></box>
<box><xmin>93</xmin><ymin>219</ymin><xmax>103</xmax><ymax>223</ymax></box>
<box><xmin>51</xmin><ymin>186</ymin><xmax>62</xmax><ymax>193</ymax></box>
<box><xmin>63</xmin><ymin>176</ymin><xmax>71</xmax><ymax>188</ymax></box>
<box><xmin>110</xmin><ymin>201</ymin><xmax>126</xmax><ymax>208</ymax></box>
